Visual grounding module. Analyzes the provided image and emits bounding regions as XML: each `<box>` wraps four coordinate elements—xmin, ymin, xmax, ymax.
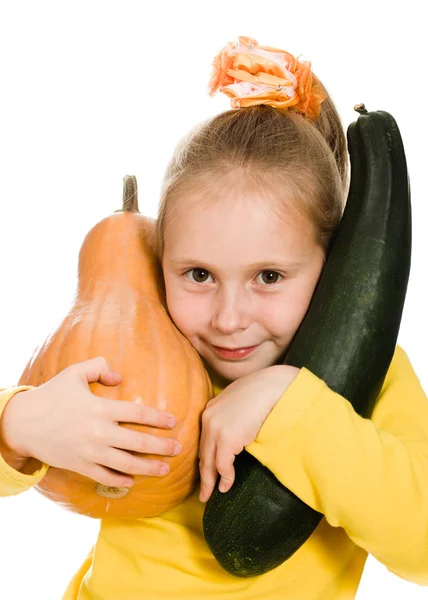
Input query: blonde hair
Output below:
<box><xmin>154</xmin><ymin>76</ymin><xmax>349</xmax><ymax>258</ymax></box>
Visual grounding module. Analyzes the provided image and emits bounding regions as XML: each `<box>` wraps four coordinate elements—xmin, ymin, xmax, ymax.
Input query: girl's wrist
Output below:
<box><xmin>0</xmin><ymin>390</ymin><xmax>32</xmax><ymax>461</ymax></box>
<box><xmin>259</xmin><ymin>364</ymin><xmax>301</xmax><ymax>411</ymax></box>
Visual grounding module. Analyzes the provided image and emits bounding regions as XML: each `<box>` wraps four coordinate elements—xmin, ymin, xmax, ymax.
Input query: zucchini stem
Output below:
<box><xmin>354</xmin><ymin>103</ymin><xmax>368</xmax><ymax>115</ymax></box>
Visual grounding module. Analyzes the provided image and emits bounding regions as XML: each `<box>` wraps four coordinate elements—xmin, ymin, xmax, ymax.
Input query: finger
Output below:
<box><xmin>216</xmin><ymin>447</ymin><xmax>236</xmax><ymax>493</ymax></box>
<box><xmin>100</xmin><ymin>447</ymin><xmax>171</xmax><ymax>477</ymax></box>
<box><xmin>72</xmin><ymin>356</ymin><xmax>122</xmax><ymax>386</ymax></box>
<box><xmin>198</xmin><ymin>435</ymin><xmax>218</xmax><ymax>502</ymax></box>
<box><xmin>107</xmin><ymin>398</ymin><xmax>176</xmax><ymax>430</ymax></box>
<box><xmin>83</xmin><ymin>463</ymin><xmax>134</xmax><ymax>488</ymax></box>
<box><xmin>107</xmin><ymin>424</ymin><xmax>182</xmax><ymax>457</ymax></box>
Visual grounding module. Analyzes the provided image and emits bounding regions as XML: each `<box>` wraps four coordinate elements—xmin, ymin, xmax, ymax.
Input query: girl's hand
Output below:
<box><xmin>1</xmin><ymin>357</ymin><xmax>182</xmax><ymax>488</ymax></box>
<box><xmin>198</xmin><ymin>364</ymin><xmax>300</xmax><ymax>502</ymax></box>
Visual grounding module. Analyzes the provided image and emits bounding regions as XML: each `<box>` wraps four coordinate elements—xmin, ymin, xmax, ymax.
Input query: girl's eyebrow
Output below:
<box><xmin>168</xmin><ymin>257</ymin><xmax>304</xmax><ymax>271</ymax></box>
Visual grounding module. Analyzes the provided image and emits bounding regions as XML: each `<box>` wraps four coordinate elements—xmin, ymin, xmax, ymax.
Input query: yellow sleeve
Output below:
<box><xmin>245</xmin><ymin>345</ymin><xmax>428</xmax><ymax>585</ymax></box>
<box><xmin>0</xmin><ymin>387</ymin><xmax>49</xmax><ymax>496</ymax></box>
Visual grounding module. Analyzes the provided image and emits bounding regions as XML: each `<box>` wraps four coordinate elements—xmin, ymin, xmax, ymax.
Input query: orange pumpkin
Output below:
<box><xmin>19</xmin><ymin>175</ymin><xmax>213</xmax><ymax>519</ymax></box>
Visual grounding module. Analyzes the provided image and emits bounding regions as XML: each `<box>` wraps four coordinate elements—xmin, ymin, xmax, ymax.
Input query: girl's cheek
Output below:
<box><xmin>168</xmin><ymin>293</ymin><xmax>207</xmax><ymax>337</ymax></box>
<box><xmin>264</xmin><ymin>292</ymin><xmax>310</xmax><ymax>336</ymax></box>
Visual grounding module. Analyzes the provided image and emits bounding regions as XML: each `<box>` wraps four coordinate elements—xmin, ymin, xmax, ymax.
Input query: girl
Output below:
<box><xmin>1</xmin><ymin>36</ymin><xmax>427</xmax><ymax>599</ymax></box>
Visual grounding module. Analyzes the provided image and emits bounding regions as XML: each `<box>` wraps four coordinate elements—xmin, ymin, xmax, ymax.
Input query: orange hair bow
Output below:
<box><xmin>208</xmin><ymin>36</ymin><xmax>327</xmax><ymax>120</ymax></box>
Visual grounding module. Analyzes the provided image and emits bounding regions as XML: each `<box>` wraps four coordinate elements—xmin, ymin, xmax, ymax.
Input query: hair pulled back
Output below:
<box><xmin>154</xmin><ymin>75</ymin><xmax>349</xmax><ymax>258</ymax></box>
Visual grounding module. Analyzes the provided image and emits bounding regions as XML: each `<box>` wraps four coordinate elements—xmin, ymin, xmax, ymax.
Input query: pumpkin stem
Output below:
<box><xmin>354</xmin><ymin>103</ymin><xmax>368</xmax><ymax>115</ymax></box>
<box><xmin>122</xmin><ymin>175</ymin><xmax>139</xmax><ymax>212</ymax></box>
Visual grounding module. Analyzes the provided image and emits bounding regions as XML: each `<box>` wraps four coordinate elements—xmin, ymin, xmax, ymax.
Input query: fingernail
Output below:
<box><xmin>219</xmin><ymin>481</ymin><xmax>228</xmax><ymax>493</ymax></box>
<box><xmin>168</xmin><ymin>417</ymin><xmax>176</xmax><ymax>428</ymax></box>
<box><xmin>159</xmin><ymin>464</ymin><xmax>169</xmax><ymax>475</ymax></box>
<box><xmin>173</xmin><ymin>442</ymin><xmax>182</xmax><ymax>455</ymax></box>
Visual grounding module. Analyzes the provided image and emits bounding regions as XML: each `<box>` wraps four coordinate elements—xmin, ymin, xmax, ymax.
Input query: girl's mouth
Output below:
<box><xmin>212</xmin><ymin>345</ymin><xmax>259</xmax><ymax>359</ymax></box>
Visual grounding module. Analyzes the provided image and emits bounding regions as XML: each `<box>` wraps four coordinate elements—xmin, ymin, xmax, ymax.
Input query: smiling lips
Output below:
<box><xmin>212</xmin><ymin>345</ymin><xmax>259</xmax><ymax>359</ymax></box>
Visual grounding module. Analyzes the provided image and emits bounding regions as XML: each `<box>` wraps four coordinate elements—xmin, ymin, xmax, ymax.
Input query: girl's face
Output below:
<box><xmin>162</xmin><ymin>188</ymin><xmax>325</xmax><ymax>386</ymax></box>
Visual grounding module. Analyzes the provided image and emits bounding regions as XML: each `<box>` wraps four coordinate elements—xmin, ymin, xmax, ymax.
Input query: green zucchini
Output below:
<box><xmin>202</xmin><ymin>106</ymin><xmax>412</xmax><ymax>576</ymax></box>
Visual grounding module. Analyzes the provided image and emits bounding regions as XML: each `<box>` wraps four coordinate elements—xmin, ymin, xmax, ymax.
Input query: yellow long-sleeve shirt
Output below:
<box><xmin>1</xmin><ymin>345</ymin><xmax>427</xmax><ymax>599</ymax></box>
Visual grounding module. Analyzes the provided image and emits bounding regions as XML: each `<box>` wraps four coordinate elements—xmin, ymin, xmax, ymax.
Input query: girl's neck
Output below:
<box><xmin>204</xmin><ymin>361</ymin><xmax>231</xmax><ymax>391</ymax></box>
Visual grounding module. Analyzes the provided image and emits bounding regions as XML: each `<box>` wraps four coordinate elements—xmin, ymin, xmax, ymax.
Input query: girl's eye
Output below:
<box><xmin>257</xmin><ymin>270</ymin><xmax>282</xmax><ymax>285</ymax></box>
<box><xmin>184</xmin><ymin>269</ymin><xmax>282</xmax><ymax>285</ymax></box>
<box><xmin>185</xmin><ymin>268</ymin><xmax>213</xmax><ymax>283</ymax></box>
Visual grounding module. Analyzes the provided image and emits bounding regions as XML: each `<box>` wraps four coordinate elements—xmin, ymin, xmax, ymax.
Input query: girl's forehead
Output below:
<box><xmin>163</xmin><ymin>190</ymin><xmax>318</xmax><ymax>258</ymax></box>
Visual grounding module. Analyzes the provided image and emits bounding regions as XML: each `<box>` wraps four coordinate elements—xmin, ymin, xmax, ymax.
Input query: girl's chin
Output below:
<box><xmin>205</xmin><ymin>357</ymin><xmax>267</xmax><ymax>386</ymax></box>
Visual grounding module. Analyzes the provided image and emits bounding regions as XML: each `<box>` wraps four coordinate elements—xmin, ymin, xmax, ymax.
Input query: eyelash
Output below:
<box><xmin>183</xmin><ymin>268</ymin><xmax>284</xmax><ymax>286</ymax></box>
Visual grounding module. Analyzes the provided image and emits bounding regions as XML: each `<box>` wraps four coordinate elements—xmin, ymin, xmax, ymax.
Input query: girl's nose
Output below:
<box><xmin>210</xmin><ymin>285</ymin><xmax>252</xmax><ymax>334</ymax></box>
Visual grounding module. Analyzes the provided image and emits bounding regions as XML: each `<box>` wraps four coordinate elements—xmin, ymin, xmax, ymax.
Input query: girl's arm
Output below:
<box><xmin>245</xmin><ymin>345</ymin><xmax>428</xmax><ymax>585</ymax></box>
<box><xmin>1</xmin><ymin>356</ymin><xmax>183</xmax><ymax>499</ymax></box>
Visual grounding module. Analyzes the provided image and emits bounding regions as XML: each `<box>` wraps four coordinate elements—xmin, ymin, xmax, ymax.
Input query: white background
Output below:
<box><xmin>0</xmin><ymin>1</ymin><xmax>426</xmax><ymax>599</ymax></box>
